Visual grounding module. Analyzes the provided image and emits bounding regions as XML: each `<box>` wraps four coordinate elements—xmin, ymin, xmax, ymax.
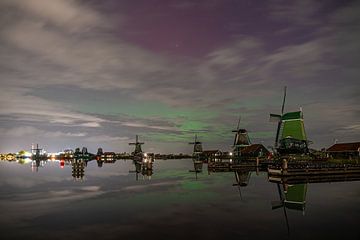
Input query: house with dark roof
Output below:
<box><xmin>326</xmin><ymin>142</ymin><xmax>360</xmax><ymax>160</ymax></box>
<box><xmin>240</xmin><ymin>144</ymin><xmax>270</xmax><ymax>159</ymax></box>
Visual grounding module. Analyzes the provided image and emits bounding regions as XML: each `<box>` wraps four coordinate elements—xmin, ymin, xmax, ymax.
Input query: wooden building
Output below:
<box><xmin>240</xmin><ymin>144</ymin><xmax>270</xmax><ymax>159</ymax></box>
<box><xmin>326</xmin><ymin>142</ymin><xmax>360</xmax><ymax>160</ymax></box>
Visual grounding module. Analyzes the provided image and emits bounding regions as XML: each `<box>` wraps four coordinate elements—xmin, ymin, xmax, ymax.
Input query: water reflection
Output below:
<box><xmin>268</xmin><ymin>173</ymin><xmax>360</xmax><ymax>236</ymax></box>
<box><xmin>71</xmin><ymin>158</ymin><xmax>87</xmax><ymax>181</ymax></box>
<box><xmin>0</xmin><ymin>158</ymin><xmax>359</xmax><ymax>239</ymax></box>
<box><xmin>129</xmin><ymin>159</ymin><xmax>154</xmax><ymax>181</ymax></box>
<box><xmin>189</xmin><ymin>158</ymin><xmax>203</xmax><ymax>180</ymax></box>
<box><xmin>31</xmin><ymin>158</ymin><xmax>47</xmax><ymax>172</ymax></box>
<box><xmin>232</xmin><ymin>170</ymin><xmax>252</xmax><ymax>200</ymax></box>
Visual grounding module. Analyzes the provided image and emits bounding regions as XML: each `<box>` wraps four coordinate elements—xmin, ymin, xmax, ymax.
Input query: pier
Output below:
<box><xmin>268</xmin><ymin>160</ymin><xmax>360</xmax><ymax>177</ymax></box>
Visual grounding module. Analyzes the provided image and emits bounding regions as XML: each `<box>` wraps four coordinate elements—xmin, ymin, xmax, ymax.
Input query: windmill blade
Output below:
<box><xmin>233</xmin><ymin>134</ymin><xmax>239</xmax><ymax>147</ymax></box>
<box><xmin>236</xmin><ymin>116</ymin><xmax>241</xmax><ymax>131</ymax></box>
<box><xmin>237</xmin><ymin>185</ymin><xmax>243</xmax><ymax>200</ymax></box>
<box><xmin>234</xmin><ymin>171</ymin><xmax>240</xmax><ymax>183</ymax></box>
<box><xmin>281</xmin><ymin>86</ymin><xmax>287</xmax><ymax>115</ymax></box>
<box><xmin>275</xmin><ymin>121</ymin><xmax>282</xmax><ymax>148</ymax></box>
<box><xmin>283</xmin><ymin>203</ymin><xmax>290</xmax><ymax>236</ymax></box>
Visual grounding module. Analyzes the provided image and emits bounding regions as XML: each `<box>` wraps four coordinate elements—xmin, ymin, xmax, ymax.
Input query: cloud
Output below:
<box><xmin>1</xmin><ymin>0</ymin><xmax>104</xmax><ymax>31</ymax></box>
<box><xmin>269</xmin><ymin>0</ymin><xmax>322</xmax><ymax>26</ymax></box>
<box><xmin>122</xmin><ymin>181</ymin><xmax>179</xmax><ymax>191</ymax></box>
<box><xmin>85</xmin><ymin>135</ymin><xmax>129</xmax><ymax>143</ymax></box>
<box><xmin>121</xmin><ymin>122</ymin><xmax>180</xmax><ymax>132</ymax></box>
<box><xmin>79</xmin><ymin>122</ymin><xmax>101</xmax><ymax>128</ymax></box>
<box><xmin>1</xmin><ymin>126</ymin><xmax>87</xmax><ymax>138</ymax></box>
<box><xmin>0</xmin><ymin>185</ymin><xmax>104</xmax><ymax>224</ymax></box>
<box><xmin>0</xmin><ymin>87</ymin><xmax>106</xmax><ymax>127</ymax></box>
<box><xmin>0</xmin><ymin>0</ymin><xmax>358</xmax><ymax>151</ymax></box>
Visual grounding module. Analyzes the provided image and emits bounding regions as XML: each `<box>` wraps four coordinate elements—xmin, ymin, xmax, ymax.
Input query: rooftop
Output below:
<box><xmin>327</xmin><ymin>142</ymin><xmax>360</xmax><ymax>152</ymax></box>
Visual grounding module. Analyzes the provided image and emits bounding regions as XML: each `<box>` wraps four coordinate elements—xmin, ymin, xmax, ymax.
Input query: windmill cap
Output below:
<box><xmin>281</xmin><ymin>111</ymin><xmax>302</xmax><ymax>120</ymax></box>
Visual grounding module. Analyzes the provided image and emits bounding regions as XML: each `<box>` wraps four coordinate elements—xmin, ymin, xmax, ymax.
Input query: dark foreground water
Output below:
<box><xmin>0</xmin><ymin>159</ymin><xmax>359</xmax><ymax>240</ymax></box>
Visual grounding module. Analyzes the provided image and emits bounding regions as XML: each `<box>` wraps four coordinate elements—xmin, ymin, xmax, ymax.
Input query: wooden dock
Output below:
<box><xmin>268</xmin><ymin>162</ymin><xmax>360</xmax><ymax>177</ymax></box>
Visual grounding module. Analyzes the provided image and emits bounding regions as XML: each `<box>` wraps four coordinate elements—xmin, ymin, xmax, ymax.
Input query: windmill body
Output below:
<box><xmin>232</xmin><ymin>117</ymin><xmax>251</xmax><ymax>157</ymax></box>
<box><xmin>129</xmin><ymin>135</ymin><xmax>145</xmax><ymax>161</ymax></box>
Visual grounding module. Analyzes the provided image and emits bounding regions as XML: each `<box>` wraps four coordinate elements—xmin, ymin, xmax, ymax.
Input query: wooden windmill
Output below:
<box><xmin>189</xmin><ymin>134</ymin><xmax>203</xmax><ymax>158</ymax></box>
<box><xmin>129</xmin><ymin>135</ymin><xmax>144</xmax><ymax>155</ymax></box>
<box><xmin>232</xmin><ymin>116</ymin><xmax>251</xmax><ymax>157</ymax></box>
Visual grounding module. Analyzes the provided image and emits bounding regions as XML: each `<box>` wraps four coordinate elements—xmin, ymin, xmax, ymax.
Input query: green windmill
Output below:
<box><xmin>270</xmin><ymin>87</ymin><xmax>309</xmax><ymax>155</ymax></box>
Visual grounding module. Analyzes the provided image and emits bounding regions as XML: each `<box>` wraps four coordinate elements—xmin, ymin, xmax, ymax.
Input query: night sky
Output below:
<box><xmin>0</xmin><ymin>0</ymin><xmax>359</xmax><ymax>153</ymax></box>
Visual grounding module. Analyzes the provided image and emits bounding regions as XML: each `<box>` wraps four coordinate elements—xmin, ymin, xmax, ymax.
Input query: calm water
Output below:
<box><xmin>0</xmin><ymin>159</ymin><xmax>359</xmax><ymax>240</ymax></box>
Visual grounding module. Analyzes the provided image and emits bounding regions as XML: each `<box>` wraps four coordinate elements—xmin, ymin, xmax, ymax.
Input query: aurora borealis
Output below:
<box><xmin>0</xmin><ymin>0</ymin><xmax>359</xmax><ymax>153</ymax></box>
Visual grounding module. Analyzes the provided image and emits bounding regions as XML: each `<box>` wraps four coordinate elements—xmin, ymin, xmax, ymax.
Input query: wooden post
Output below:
<box><xmin>282</xmin><ymin>159</ymin><xmax>288</xmax><ymax>174</ymax></box>
<box><xmin>256</xmin><ymin>157</ymin><xmax>260</xmax><ymax>175</ymax></box>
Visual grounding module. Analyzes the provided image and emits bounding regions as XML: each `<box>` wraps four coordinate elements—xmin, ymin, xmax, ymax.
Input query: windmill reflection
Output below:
<box><xmin>232</xmin><ymin>170</ymin><xmax>252</xmax><ymax>200</ymax></box>
<box><xmin>189</xmin><ymin>158</ymin><xmax>203</xmax><ymax>180</ymax></box>
<box><xmin>207</xmin><ymin>159</ymin><xmax>254</xmax><ymax>199</ymax></box>
<box><xmin>129</xmin><ymin>158</ymin><xmax>154</xmax><ymax>180</ymax></box>
<box><xmin>31</xmin><ymin>158</ymin><xmax>46</xmax><ymax>172</ymax></box>
<box><xmin>270</xmin><ymin>179</ymin><xmax>308</xmax><ymax>235</ymax></box>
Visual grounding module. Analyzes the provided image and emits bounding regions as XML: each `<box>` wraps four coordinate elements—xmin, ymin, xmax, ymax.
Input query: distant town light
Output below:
<box><xmin>229</xmin><ymin>152</ymin><xmax>233</xmax><ymax>156</ymax></box>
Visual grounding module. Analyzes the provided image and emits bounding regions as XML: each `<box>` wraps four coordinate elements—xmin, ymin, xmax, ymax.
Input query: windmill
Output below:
<box><xmin>269</xmin><ymin>87</ymin><xmax>309</xmax><ymax>155</ymax></box>
<box><xmin>189</xmin><ymin>134</ymin><xmax>203</xmax><ymax>159</ymax></box>
<box><xmin>129</xmin><ymin>135</ymin><xmax>144</xmax><ymax>155</ymax></box>
<box><xmin>232</xmin><ymin>116</ymin><xmax>251</xmax><ymax>157</ymax></box>
<box><xmin>31</xmin><ymin>143</ymin><xmax>44</xmax><ymax>159</ymax></box>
